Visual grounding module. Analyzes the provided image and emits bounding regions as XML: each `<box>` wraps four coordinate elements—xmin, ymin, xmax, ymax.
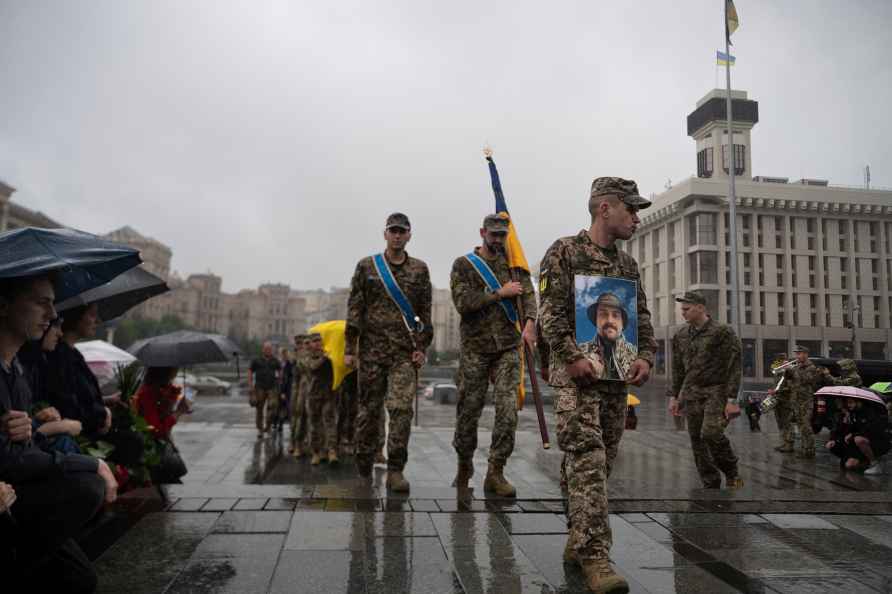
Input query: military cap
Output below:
<box><xmin>675</xmin><ymin>290</ymin><xmax>707</xmax><ymax>306</ymax></box>
<box><xmin>308</xmin><ymin>332</ymin><xmax>323</xmax><ymax>341</ymax></box>
<box><xmin>586</xmin><ymin>292</ymin><xmax>628</xmax><ymax>327</ymax></box>
<box><xmin>385</xmin><ymin>212</ymin><xmax>411</xmax><ymax>230</ymax></box>
<box><xmin>482</xmin><ymin>213</ymin><xmax>510</xmax><ymax>233</ymax></box>
<box><xmin>792</xmin><ymin>345</ymin><xmax>810</xmax><ymax>354</ymax></box>
<box><xmin>590</xmin><ymin>177</ymin><xmax>652</xmax><ymax>209</ymax></box>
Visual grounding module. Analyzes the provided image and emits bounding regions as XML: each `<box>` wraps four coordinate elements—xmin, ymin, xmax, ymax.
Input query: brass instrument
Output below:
<box><xmin>771</xmin><ymin>359</ymin><xmax>797</xmax><ymax>376</ymax></box>
<box><xmin>761</xmin><ymin>360</ymin><xmax>797</xmax><ymax>413</ymax></box>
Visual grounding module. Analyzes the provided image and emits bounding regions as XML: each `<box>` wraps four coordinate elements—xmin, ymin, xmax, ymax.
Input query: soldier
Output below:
<box><xmin>248</xmin><ymin>342</ymin><xmax>281</xmax><ymax>439</ymax></box>
<box><xmin>769</xmin><ymin>345</ymin><xmax>823</xmax><ymax>458</ymax></box>
<box><xmin>824</xmin><ymin>359</ymin><xmax>862</xmax><ymax>387</ymax></box>
<box><xmin>450</xmin><ymin>214</ymin><xmax>537</xmax><ymax>496</ymax></box>
<box><xmin>305</xmin><ymin>333</ymin><xmax>339</xmax><ymax>465</ymax></box>
<box><xmin>539</xmin><ymin>177</ymin><xmax>656</xmax><ymax>593</ymax></box>
<box><xmin>580</xmin><ymin>293</ymin><xmax>638</xmax><ymax>381</ymax></box>
<box><xmin>337</xmin><ymin>370</ymin><xmax>358</xmax><ymax>455</ymax></box>
<box><xmin>290</xmin><ymin>335</ymin><xmax>311</xmax><ymax>457</ymax></box>
<box><xmin>667</xmin><ymin>291</ymin><xmax>744</xmax><ymax>489</ymax></box>
<box><xmin>344</xmin><ymin>212</ymin><xmax>433</xmax><ymax>492</ymax></box>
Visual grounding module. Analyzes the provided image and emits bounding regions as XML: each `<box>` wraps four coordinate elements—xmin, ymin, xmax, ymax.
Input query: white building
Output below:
<box><xmin>629</xmin><ymin>89</ymin><xmax>892</xmax><ymax>381</ymax></box>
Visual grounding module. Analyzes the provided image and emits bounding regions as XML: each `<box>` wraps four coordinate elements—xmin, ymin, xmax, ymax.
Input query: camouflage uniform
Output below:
<box><xmin>306</xmin><ymin>349</ymin><xmax>338</xmax><ymax>454</ymax></box>
<box><xmin>450</xmin><ymin>243</ymin><xmax>536</xmax><ymax>467</ymax></box>
<box><xmin>290</xmin><ymin>348</ymin><xmax>311</xmax><ymax>451</ymax></box>
<box><xmin>539</xmin><ymin>186</ymin><xmax>656</xmax><ymax>562</ymax></box>
<box><xmin>337</xmin><ymin>371</ymin><xmax>358</xmax><ymax>448</ymax></box>
<box><xmin>346</xmin><ymin>251</ymin><xmax>433</xmax><ymax>472</ymax></box>
<box><xmin>777</xmin><ymin>357</ymin><xmax>824</xmax><ymax>456</ymax></box>
<box><xmin>668</xmin><ymin>310</ymin><xmax>741</xmax><ymax>487</ymax></box>
<box><xmin>824</xmin><ymin>359</ymin><xmax>862</xmax><ymax>388</ymax></box>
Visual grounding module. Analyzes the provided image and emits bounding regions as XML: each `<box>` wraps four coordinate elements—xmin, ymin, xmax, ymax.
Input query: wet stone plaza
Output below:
<box><xmin>95</xmin><ymin>385</ymin><xmax>892</xmax><ymax>593</ymax></box>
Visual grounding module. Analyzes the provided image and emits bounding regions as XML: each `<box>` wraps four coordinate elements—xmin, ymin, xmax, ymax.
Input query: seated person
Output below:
<box><xmin>46</xmin><ymin>304</ymin><xmax>143</xmax><ymax>468</ymax></box>
<box><xmin>826</xmin><ymin>397</ymin><xmax>890</xmax><ymax>475</ymax></box>
<box><xmin>0</xmin><ymin>273</ymin><xmax>118</xmax><ymax>590</ymax></box>
<box><xmin>132</xmin><ymin>367</ymin><xmax>192</xmax><ymax>441</ymax></box>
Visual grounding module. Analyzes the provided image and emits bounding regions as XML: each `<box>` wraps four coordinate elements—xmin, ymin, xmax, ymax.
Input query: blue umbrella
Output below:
<box><xmin>0</xmin><ymin>227</ymin><xmax>142</xmax><ymax>302</ymax></box>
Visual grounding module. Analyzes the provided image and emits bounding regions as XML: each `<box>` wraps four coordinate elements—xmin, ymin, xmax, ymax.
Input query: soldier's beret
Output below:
<box><xmin>590</xmin><ymin>177</ymin><xmax>652</xmax><ymax>209</ymax></box>
<box><xmin>386</xmin><ymin>212</ymin><xmax>411</xmax><ymax>230</ymax></box>
<box><xmin>482</xmin><ymin>213</ymin><xmax>510</xmax><ymax>233</ymax></box>
<box><xmin>587</xmin><ymin>292</ymin><xmax>628</xmax><ymax>327</ymax></box>
<box><xmin>675</xmin><ymin>290</ymin><xmax>707</xmax><ymax>306</ymax></box>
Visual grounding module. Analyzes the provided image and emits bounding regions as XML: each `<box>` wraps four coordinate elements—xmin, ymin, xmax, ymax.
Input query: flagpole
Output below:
<box><xmin>724</xmin><ymin>1</ymin><xmax>742</xmax><ymax>391</ymax></box>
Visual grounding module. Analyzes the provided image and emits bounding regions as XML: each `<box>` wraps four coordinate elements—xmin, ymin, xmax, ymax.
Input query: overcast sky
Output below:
<box><xmin>2</xmin><ymin>1</ymin><xmax>890</xmax><ymax>292</ymax></box>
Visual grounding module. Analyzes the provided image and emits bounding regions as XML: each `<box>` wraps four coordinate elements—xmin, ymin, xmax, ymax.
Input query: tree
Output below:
<box><xmin>113</xmin><ymin>315</ymin><xmax>192</xmax><ymax>350</ymax></box>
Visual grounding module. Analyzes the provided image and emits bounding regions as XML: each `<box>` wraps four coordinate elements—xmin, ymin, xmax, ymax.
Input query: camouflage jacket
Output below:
<box><xmin>539</xmin><ymin>230</ymin><xmax>656</xmax><ymax>393</ymax></box>
<box><xmin>668</xmin><ymin>318</ymin><xmax>741</xmax><ymax>402</ymax></box>
<box><xmin>293</xmin><ymin>351</ymin><xmax>311</xmax><ymax>396</ymax></box>
<box><xmin>450</xmin><ymin>247</ymin><xmax>536</xmax><ymax>354</ymax></box>
<box><xmin>580</xmin><ymin>334</ymin><xmax>638</xmax><ymax>381</ymax></box>
<box><xmin>777</xmin><ymin>360</ymin><xmax>824</xmax><ymax>401</ymax></box>
<box><xmin>345</xmin><ymin>252</ymin><xmax>433</xmax><ymax>363</ymax></box>
<box><xmin>304</xmin><ymin>351</ymin><xmax>334</xmax><ymax>399</ymax></box>
<box><xmin>823</xmin><ymin>367</ymin><xmax>862</xmax><ymax>388</ymax></box>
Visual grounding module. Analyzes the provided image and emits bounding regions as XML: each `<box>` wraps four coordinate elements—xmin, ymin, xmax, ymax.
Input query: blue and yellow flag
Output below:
<box><xmin>716</xmin><ymin>51</ymin><xmax>736</xmax><ymax>67</ymax></box>
<box><xmin>309</xmin><ymin>320</ymin><xmax>354</xmax><ymax>391</ymax></box>
<box><xmin>485</xmin><ymin>152</ymin><xmax>529</xmax><ymax>408</ymax></box>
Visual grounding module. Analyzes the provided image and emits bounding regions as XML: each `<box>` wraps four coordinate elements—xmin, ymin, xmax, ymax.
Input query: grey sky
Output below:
<box><xmin>2</xmin><ymin>1</ymin><xmax>890</xmax><ymax>292</ymax></box>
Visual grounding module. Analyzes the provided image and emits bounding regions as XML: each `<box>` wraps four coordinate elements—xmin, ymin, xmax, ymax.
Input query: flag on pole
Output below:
<box><xmin>485</xmin><ymin>150</ymin><xmax>529</xmax><ymax>408</ymax></box>
<box><xmin>725</xmin><ymin>0</ymin><xmax>740</xmax><ymax>44</ymax></box>
<box><xmin>716</xmin><ymin>50</ymin><xmax>736</xmax><ymax>67</ymax></box>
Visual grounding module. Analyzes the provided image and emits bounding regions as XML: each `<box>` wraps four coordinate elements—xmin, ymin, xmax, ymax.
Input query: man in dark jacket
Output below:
<box><xmin>0</xmin><ymin>273</ymin><xmax>118</xmax><ymax>592</ymax></box>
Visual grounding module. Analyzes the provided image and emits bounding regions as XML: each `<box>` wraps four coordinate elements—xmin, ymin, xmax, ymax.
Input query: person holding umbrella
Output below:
<box><xmin>825</xmin><ymin>393</ymin><xmax>889</xmax><ymax>475</ymax></box>
<box><xmin>0</xmin><ymin>273</ymin><xmax>118</xmax><ymax>590</ymax></box>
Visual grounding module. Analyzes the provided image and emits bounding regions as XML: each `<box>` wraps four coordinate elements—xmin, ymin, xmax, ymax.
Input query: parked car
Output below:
<box><xmin>191</xmin><ymin>375</ymin><xmax>232</xmax><ymax>395</ymax></box>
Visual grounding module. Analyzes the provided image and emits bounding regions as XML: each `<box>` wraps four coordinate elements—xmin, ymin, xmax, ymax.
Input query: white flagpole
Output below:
<box><xmin>724</xmin><ymin>1</ymin><xmax>741</xmax><ymax>342</ymax></box>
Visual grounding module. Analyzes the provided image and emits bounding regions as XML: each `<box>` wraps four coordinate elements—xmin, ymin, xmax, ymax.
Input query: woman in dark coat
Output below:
<box><xmin>826</xmin><ymin>397</ymin><xmax>890</xmax><ymax>474</ymax></box>
<box><xmin>46</xmin><ymin>304</ymin><xmax>143</xmax><ymax>467</ymax></box>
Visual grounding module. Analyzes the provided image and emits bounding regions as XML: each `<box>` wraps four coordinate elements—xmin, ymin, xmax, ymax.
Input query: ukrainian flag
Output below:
<box><xmin>309</xmin><ymin>320</ymin><xmax>354</xmax><ymax>391</ymax></box>
<box><xmin>485</xmin><ymin>152</ymin><xmax>529</xmax><ymax>408</ymax></box>
<box><xmin>716</xmin><ymin>51</ymin><xmax>736</xmax><ymax>67</ymax></box>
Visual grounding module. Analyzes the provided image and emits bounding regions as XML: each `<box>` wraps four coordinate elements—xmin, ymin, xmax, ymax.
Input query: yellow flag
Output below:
<box><xmin>726</xmin><ymin>0</ymin><xmax>739</xmax><ymax>42</ymax></box>
<box><xmin>309</xmin><ymin>320</ymin><xmax>354</xmax><ymax>391</ymax></box>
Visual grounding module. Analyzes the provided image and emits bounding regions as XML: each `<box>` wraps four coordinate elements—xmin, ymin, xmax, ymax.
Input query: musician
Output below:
<box><xmin>769</xmin><ymin>345</ymin><xmax>823</xmax><ymax>458</ymax></box>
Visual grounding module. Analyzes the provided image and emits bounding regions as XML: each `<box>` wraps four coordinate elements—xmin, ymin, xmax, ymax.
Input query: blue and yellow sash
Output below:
<box><xmin>372</xmin><ymin>253</ymin><xmax>423</xmax><ymax>332</ymax></box>
<box><xmin>464</xmin><ymin>252</ymin><xmax>518</xmax><ymax>324</ymax></box>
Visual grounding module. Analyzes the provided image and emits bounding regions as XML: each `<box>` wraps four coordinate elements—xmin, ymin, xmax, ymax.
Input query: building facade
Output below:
<box><xmin>0</xmin><ymin>181</ymin><xmax>62</xmax><ymax>230</ymax></box>
<box><xmin>630</xmin><ymin>89</ymin><xmax>892</xmax><ymax>381</ymax></box>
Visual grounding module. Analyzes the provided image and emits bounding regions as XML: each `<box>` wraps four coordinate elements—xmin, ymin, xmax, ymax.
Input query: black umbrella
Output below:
<box><xmin>55</xmin><ymin>266</ymin><xmax>169</xmax><ymax>321</ymax></box>
<box><xmin>128</xmin><ymin>330</ymin><xmax>241</xmax><ymax>367</ymax></box>
<box><xmin>0</xmin><ymin>227</ymin><xmax>142</xmax><ymax>302</ymax></box>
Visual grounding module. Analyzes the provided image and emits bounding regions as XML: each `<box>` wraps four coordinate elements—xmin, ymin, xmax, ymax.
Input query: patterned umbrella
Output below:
<box><xmin>815</xmin><ymin>386</ymin><xmax>886</xmax><ymax>407</ymax></box>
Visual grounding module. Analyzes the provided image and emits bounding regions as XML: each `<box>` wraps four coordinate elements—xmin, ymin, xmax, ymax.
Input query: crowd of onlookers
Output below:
<box><xmin>0</xmin><ymin>272</ymin><xmax>189</xmax><ymax>591</ymax></box>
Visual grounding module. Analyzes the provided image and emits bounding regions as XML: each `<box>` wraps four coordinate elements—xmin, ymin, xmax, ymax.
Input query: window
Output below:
<box><xmin>699</xmin><ymin>252</ymin><xmax>718</xmax><ymax>283</ymax></box>
<box><xmin>774</xmin><ymin>216</ymin><xmax>785</xmax><ymax>249</ymax></box>
<box><xmin>839</xmin><ymin>221</ymin><xmax>848</xmax><ymax>252</ymax></box>
<box><xmin>795</xmin><ymin>340</ymin><xmax>822</xmax><ymax>357</ymax></box>
<box><xmin>874</xmin><ymin>296</ymin><xmax>881</xmax><ymax>328</ymax></box>
<box><xmin>701</xmin><ymin>289</ymin><xmax>719</xmax><ymax>317</ymax></box>
<box><xmin>776</xmin><ymin>254</ymin><xmax>784</xmax><ymax>287</ymax></box>
<box><xmin>744</xmin><ymin>291</ymin><xmax>752</xmax><ymax>325</ymax></box>
<box><xmin>698</xmin><ymin>214</ymin><xmax>717</xmax><ymax>245</ymax></box>
<box><xmin>808</xmin><ymin>256</ymin><xmax>816</xmax><ymax>288</ymax></box>
<box><xmin>656</xmin><ymin>339</ymin><xmax>667</xmax><ymax>375</ymax></box>
<box><xmin>763</xmin><ymin>339</ymin><xmax>788</xmax><ymax>378</ymax></box>
<box><xmin>825</xmin><ymin>294</ymin><xmax>831</xmax><ymax>326</ymax></box>
<box><xmin>670</xmin><ymin>257</ymin><xmax>679</xmax><ymax>290</ymax></box>
<box><xmin>756</xmin><ymin>215</ymin><xmax>764</xmax><ymax>248</ymax></box>
<box><xmin>741</xmin><ymin>214</ymin><xmax>751</xmax><ymax>248</ymax></box>
<box><xmin>725</xmin><ymin>251</ymin><xmax>731</xmax><ymax>284</ymax></box>
<box><xmin>821</xmin><ymin>219</ymin><xmax>828</xmax><ymax>251</ymax></box>
<box><xmin>654</xmin><ymin>262</ymin><xmax>661</xmax><ymax>293</ymax></box>
<box><xmin>862</xmin><ymin>342</ymin><xmax>886</xmax><ymax>361</ymax></box>
<box><xmin>829</xmin><ymin>341</ymin><xmax>853</xmax><ymax>359</ymax></box>
<box><xmin>842</xmin><ymin>295</ymin><xmax>851</xmax><ymax>327</ymax></box>
<box><xmin>743</xmin><ymin>253</ymin><xmax>751</xmax><ymax>286</ymax></box>
<box><xmin>697</xmin><ymin>148</ymin><xmax>714</xmax><ymax>178</ymax></box>
<box><xmin>688</xmin><ymin>216</ymin><xmax>697</xmax><ymax>247</ymax></box>
<box><xmin>668</xmin><ymin>221</ymin><xmax>677</xmax><ymax>254</ymax></box>
<box><xmin>653</xmin><ymin>228</ymin><xmax>661</xmax><ymax>262</ymax></box>
<box><xmin>778</xmin><ymin>293</ymin><xmax>786</xmax><ymax>326</ymax></box>
<box><xmin>758</xmin><ymin>253</ymin><xmax>764</xmax><ymax>285</ymax></box>
<box><xmin>760</xmin><ymin>292</ymin><xmax>766</xmax><ymax>324</ymax></box>
<box><xmin>742</xmin><ymin>339</ymin><xmax>756</xmax><ymax>377</ymax></box>
<box><xmin>721</xmin><ymin>143</ymin><xmax>746</xmax><ymax>175</ymax></box>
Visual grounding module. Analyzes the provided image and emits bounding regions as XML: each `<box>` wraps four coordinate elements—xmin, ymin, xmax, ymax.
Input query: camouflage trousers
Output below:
<box><xmin>774</xmin><ymin>396</ymin><xmax>799</xmax><ymax>448</ymax></box>
<box><xmin>356</xmin><ymin>358</ymin><xmax>416</xmax><ymax>472</ymax></box>
<box><xmin>309</xmin><ymin>391</ymin><xmax>338</xmax><ymax>453</ymax></box>
<box><xmin>452</xmin><ymin>347</ymin><xmax>520</xmax><ymax>467</ymax></box>
<box><xmin>559</xmin><ymin>387</ymin><xmax>627</xmax><ymax>492</ymax></box>
<box><xmin>337</xmin><ymin>376</ymin><xmax>358</xmax><ymax>446</ymax></box>
<box><xmin>791</xmin><ymin>393</ymin><xmax>815</xmax><ymax>456</ymax></box>
<box><xmin>684</xmin><ymin>395</ymin><xmax>739</xmax><ymax>486</ymax></box>
<box><xmin>556</xmin><ymin>384</ymin><xmax>627</xmax><ymax>562</ymax></box>
<box><xmin>290</xmin><ymin>384</ymin><xmax>309</xmax><ymax>449</ymax></box>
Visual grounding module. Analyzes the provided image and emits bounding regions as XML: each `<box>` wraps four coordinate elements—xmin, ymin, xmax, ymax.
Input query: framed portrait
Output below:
<box><xmin>574</xmin><ymin>275</ymin><xmax>638</xmax><ymax>382</ymax></box>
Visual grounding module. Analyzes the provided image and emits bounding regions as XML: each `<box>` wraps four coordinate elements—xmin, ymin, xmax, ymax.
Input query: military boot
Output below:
<box><xmin>386</xmin><ymin>470</ymin><xmax>410</xmax><ymax>493</ymax></box>
<box><xmin>563</xmin><ymin>540</ymin><xmax>579</xmax><ymax>565</ymax></box>
<box><xmin>328</xmin><ymin>449</ymin><xmax>339</xmax><ymax>464</ymax></box>
<box><xmin>580</xmin><ymin>558</ymin><xmax>629</xmax><ymax>593</ymax></box>
<box><xmin>483</xmin><ymin>464</ymin><xmax>516</xmax><ymax>497</ymax></box>
<box><xmin>726</xmin><ymin>476</ymin><xmax>744</xmax><ymax>489</ymax></box>
<box><xmin>310</xmin><ymin>452</ymin><xmax>321</xmax><ymax>466</ymax></box>
<box><xmin>293</xmin><ymin>445</ymin><xmax>306</xmax><ymax>458</ymax></box>
<box><xmin>452</xmin><ymin>458</ymin><xmax>474</xmax><ymax>488</ymax></box>
<box><xmin>774</xmin><ymin>444</ymin><xmax>794</xmax><ymax>453</ymax></box>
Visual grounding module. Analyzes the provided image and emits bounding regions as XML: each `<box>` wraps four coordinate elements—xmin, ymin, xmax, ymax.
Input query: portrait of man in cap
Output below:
<box><xmin>574</xmin><ymin>276</ymin><xmax>638</xmax><ymax>381</ymax></box>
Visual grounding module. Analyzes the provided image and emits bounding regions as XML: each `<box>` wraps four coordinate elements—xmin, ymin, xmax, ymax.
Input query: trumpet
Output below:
<box><xmin>771</xmin><ymin>359</ymin><xmax>797</xmax><ymax>376</ymax></box>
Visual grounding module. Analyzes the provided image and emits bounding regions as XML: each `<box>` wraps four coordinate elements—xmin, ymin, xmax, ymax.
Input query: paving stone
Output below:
<box><xmin>356</xmin><ymin>498</ymin><xmax>383</xmax><ymax>512</ymax></box>
<box><xmin>265</xmin><ymin>497</ymin><xmax>298</xmax><ymax>510</ymax></box>
<box><xmin>365</xmin><ymin>537</ymin><xmax>462</xmax><ymax>594</ymax></box>
<box><xmin>761</xmin><ymin>514</ymin><xmax>840</xmax><ymax>530</ymax></box>
<box><xmin>449</xmin><ymin>543</ymin><xmax>554</xmax><ymax>594</ymax></box>
<box><xmin>647</xmin><ymin>512</ymin><xmax>767</xmax><ymax>527</ymax></box>
<box><xmin>618</xmin><ymin>512</ymin><xmax>652</xmax><ymax>523</ymax></box>
<box><xmin>409</xmin><ymin>499</ymin><xmax>440</xmax><ymax>512</ymax></box>
<box><xmin>498</xmin><ymin>513</ymin><xmax>567</xmax><ymax>534</ymax></box>
<box><xmin>430</xmin><ymin>513</ymin><xmax>514</xmax><ymax>550</ymax></box>
<box><xmin>325</xmin><ymin>498</ymin><xmax>356</xmax><ymax>511</ymax></box>
<box><xmin>94</xmin><ymin>512</ymin><xmax>219</xmax><ymax>594</ymax></box>
<box><xmin>284</xmin><ymin>511</ymin><xmax>366</xmax><ymax>551</ymax></box>
<box><xmin>365</xmin><ymin>512</ymin><xmax>438</xmax><ymax>538</ymax></box>
<box><xmin>213</xmin><ymin>511</ymin><xmax>293</xmax><ymax>533</ymax></box>
<box><xmin>760</xmin><ymin>575</ymin><xmax>882</xmax><ymax>594</ymax></box>
<box><xmin>484</xmin><ymin>499</ymin><xmax>522</xmax><ymax>513</ymax></box>
<box><xmin>167</xmin><ymin>534</ymin><xmax>285</xmax><ymax>594</ymax></box>
<box><xmin>202</xmin><ymin>498</ymin><xmax>238</xmax><ymax>512</ymax></box>
<box><xmin>296</xmin><ymin>498</ymin><xmax>326</xmax><ymax>511</ymax></box>
<box><xmin>436</xmin><ymin>499</ymin><xmax>489</xmax><ymax>513</ymax></box>
<box><xmin>233</xmin><ymin>498</ymin><xmax>269</xmax><ymax>511</ymax></box>
<box><xmin>269</xmin><ymin>550</ymin><xmax>367</xmax><ymax>594</ymax></box>
<box><xmin>821</xmin><ymin>515</ymin><xmax>892</xmax><ymax>548</ymax></box>
<box><xmin>170</xmin><ymin>498</ymin><xmax>209</xmax><ymax>511</ymax></box>
<box><xmin>612</xmin><ymin>561</ymin><xmax>751</xmax><ymax>594</ymax></box>
<box><xmin>515</xmin><ymin>500</ymin><xmax>552</xmax><ymax>513</ymax></box>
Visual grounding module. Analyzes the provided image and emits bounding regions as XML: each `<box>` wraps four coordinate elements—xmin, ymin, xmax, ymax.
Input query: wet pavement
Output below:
<box><xmin>94</xmin><ymin>384</ymin><xmax>892</xmax><ymax>593</ymax></box>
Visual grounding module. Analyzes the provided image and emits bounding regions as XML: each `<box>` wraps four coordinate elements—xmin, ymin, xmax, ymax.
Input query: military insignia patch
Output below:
<box><xmin>539</xmin><ymin>270</ymin><xmax>548</xmax><ymax>293</ymax></box>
